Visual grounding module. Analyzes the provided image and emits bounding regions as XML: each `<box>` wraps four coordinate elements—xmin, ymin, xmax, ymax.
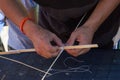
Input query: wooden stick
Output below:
<box><xmin>59</xmin><ymin>44</ymin><xmax>98</xmax><ymax>50</ymax></box>
<box><xmin>0</xmin><ymin>44</ymin><xmax>98</xmax><ymax>55</ymax></box>
<box><xmin>0</xmin><ymin>49</ymin><xmax>36</xmax><ymax>55</ymax></box>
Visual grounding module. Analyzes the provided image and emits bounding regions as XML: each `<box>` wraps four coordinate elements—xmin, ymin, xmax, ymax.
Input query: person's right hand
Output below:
<box><xmin>23</xmin><ymin>20</ymin><xmax>64</xmax><ymax>58</ymax></box>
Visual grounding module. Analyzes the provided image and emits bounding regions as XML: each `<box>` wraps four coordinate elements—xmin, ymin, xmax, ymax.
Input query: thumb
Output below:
<box><xmin>66</xmin><ymin>35</ymin><xmax>76</xmax><ymax>46</ymax></box>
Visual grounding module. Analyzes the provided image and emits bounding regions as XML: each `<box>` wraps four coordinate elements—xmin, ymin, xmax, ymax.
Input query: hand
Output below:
<box><xmin>33</xmin><ymin>29</ymin><xmax>64</xmax><ymax>58</ymax></box>
<box><xmin>24</xmin><ymin>21</ymin><xmax>64</xmax><ymax>58</ymax></box>
<box><xmin>66</xmin><ymin>25</ymin><xmax>95</xmax><ymax>57</ymax></box>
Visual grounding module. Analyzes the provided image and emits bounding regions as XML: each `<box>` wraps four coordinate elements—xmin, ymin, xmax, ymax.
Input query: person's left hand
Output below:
<box><xmin>66</xmin><ymin>25</ymin><xmax>95</xmax><ymax>57</ymax></box>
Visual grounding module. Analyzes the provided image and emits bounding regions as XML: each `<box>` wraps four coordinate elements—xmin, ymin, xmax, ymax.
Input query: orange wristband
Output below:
<box><xmin>19</xmin><ymin>17</ymin><xmax>31</xmax><ymax>34</ymax></box>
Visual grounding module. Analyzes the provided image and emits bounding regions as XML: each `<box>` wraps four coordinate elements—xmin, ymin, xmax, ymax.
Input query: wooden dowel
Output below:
<box><xmin>0</xmin><ymin>44</ymin><xmax>98</xmax><ymax>55</ymax></box>
<box><xmin>59</xmin><ymin>44</ymin><xmax>98</xmax><ymax>50</ymax></box>
<box><xmin>0</xmin><ymin>49</ymin><xmax>36</xmax><ymax>55</ymax></box>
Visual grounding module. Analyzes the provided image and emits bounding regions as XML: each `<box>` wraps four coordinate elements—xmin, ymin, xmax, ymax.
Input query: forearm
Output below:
<box><xmin>83</xmin><ymin>0</ymin><xmax>120</xmax><ymax>32</ymax></box>
<box><xmin>0</xmin><ymin>0</ymin><xmax>28</xmax><ymax>27</ymax></box>
<box><xmin>0</xmin><ymin>0</ymin><xmax>41</xmax><ymax>37</ymax></box>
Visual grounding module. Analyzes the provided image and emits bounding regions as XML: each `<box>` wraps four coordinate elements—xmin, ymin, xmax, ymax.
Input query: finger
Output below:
<box><xmin>66</xmin><ymin>48</ymin><xmax>84</xmax><ymax>57</ymax></box>
<box><xmin>53</xmin><ymin>35</ymin><xmax>64</xmax><ymax>46</ymax></box>
<box><xmin>77</xmin><ymin>40</ymin><xmax>91</xmax><ymax>54</ymax></box>
<box><xmin>66</xmin><ymin>40</ymin><xmax>90</xmax><ymax>57</ymax></box>
<box><xmin>45</xmin><ymin>46</ymin><xmax>61</xmax><ymax>58</ymax></box>
<box><xmin>46</xmin><ymin>45</ymin><xmax>59</xmax><ymax>54</ymax></box>
<box><xmin>42</xmin><ymin>39</ymin><xmax>59</xmax><ymax>53</ymax></box>
<box><xmin>78</xmin><ymin>48</ymin><xmax>90</xmax><ymax>55</ymax></box>
<box><xmin>67</xmin><ymin>48</ymin><xmax>90</xmax><ymax>57</ymax></box>
<box><xmin>44</xmin><ymin>43</ymin><xmax>60</xmax><ymax>57</ymax></box>
<box><xmin>36</xmin><ymin>48</ymin><xmax>53</xmax><ymax>58</ymax></box>
<box><xmin>51</xmin><ymin>50</ymin><xmax>60</xmax><ymax>57</ymax></box>
<box><xmin>50</xmin><ymin>46</ymin><xmax>60</xmax><ymax>56</ymax></box>
<box><xmin>42</xmin><ymin>49</ymin><xmax>59</xmax><ymax>58</ymax></box>
<box><xmin>36</xmin><ymin>42</ymin><xmax>58</xmax><ymax>58</ymax></box>
<box><xmin>66</xmin><ymin>34</ymin><xmax>76</xmax><ymax>46</ymax></box>
<box><xmin>66</xmin><ymin>39</ymin><xmax>80</xmax><ymax>56</ymax></box>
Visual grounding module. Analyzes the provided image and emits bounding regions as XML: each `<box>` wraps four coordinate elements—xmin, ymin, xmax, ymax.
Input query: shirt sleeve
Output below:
<box><xmin>21</xmin><ymin>0</ymin><xmax>37</xmax><ymax>11</ymax></box>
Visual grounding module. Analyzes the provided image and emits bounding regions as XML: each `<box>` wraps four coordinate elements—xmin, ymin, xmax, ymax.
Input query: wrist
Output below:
<box><xmin>81</xmin><ymin>23</ymin><xmax>98</xmax><ymax>34</ymax></box>
<box><xmin>23</xmin><ymin>20</ymin><xmax>36</xmax><ymax>37</ymax></box>
<box><xmin>82</xmin><ymin>21</ymin><xmax>100</xmax><ymax>33</ymax></box>
<box><xmin>19</xmin><ymin>17</ymin><xmax>32</xmax><ymax>34</ymax></box>
<box><xmin>21</xmin><ymin>19</ymin><xmax>44</xmax><ymax>40</ymax></box>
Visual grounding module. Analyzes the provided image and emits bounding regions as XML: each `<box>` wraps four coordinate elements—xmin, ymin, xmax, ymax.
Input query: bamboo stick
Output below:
<box><xmin>0</xmin><ymin>44</ymin><xmax>98</xmax><ymax>55</ymax></box>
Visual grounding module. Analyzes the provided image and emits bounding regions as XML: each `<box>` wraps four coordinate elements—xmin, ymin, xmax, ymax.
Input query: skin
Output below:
<box><xmin>0</xmin><ymin>0</ymin><xmax>119</xmax><ymax>58</ymax></box>
<box><xmin>66</xmin><ymin>0</ymin><xmax>120</xmax><ymax>57</ymax></box>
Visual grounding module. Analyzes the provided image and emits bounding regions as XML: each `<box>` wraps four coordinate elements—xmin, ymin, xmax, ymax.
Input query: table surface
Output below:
<box><xmin>0</xmin><ymin>49</ymin><xmax>120</xmax><ymax>80</ymax></box>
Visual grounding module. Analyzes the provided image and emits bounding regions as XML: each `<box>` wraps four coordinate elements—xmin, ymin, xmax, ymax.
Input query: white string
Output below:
<box><xmin>0</xmin><ymin>56</ymin><xmax>51</xmax><ymax>75</ymax></box>
<box><xmin>1</xmin><ymin>74</ymin><xmax>6</xmax><ymax>80</ymax></box>
<box><xmin>74</xmin><ymin>12</ymin><xmax>87</xmax><ymax>31</ymax></box>
<box><xmin>41</xmin><ymin>48</ymin><xmax>64</xmax><ymax>80</ymax></box>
